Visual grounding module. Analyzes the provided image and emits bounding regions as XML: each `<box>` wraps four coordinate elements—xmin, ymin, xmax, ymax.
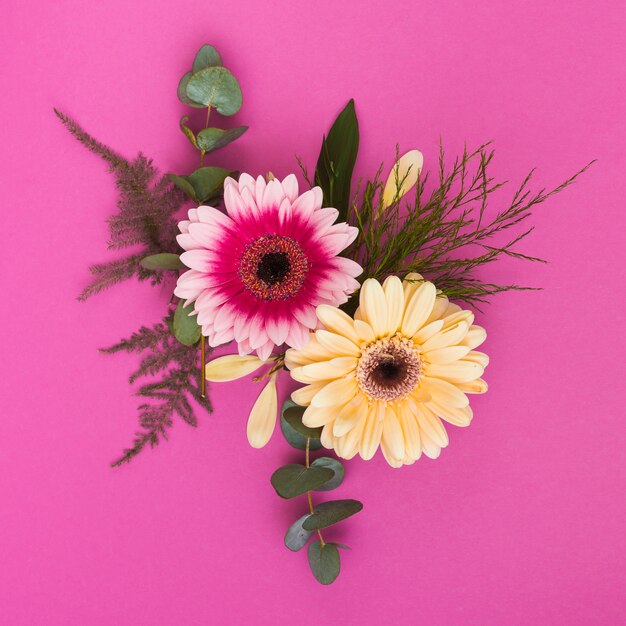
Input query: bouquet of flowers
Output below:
<box><xmin>57</xmin><ymin>44</ymin><xmax>591</xmax><ymax>584</ymax></box>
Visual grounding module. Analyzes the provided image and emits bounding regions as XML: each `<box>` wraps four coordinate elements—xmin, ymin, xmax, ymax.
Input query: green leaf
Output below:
<box><xmin>173</xmin><ymin>299</ymin><xmax>201</xmax><ymax>346</ymax></box>
<box><xmin>192</xmin><ymin>44</ymin><xmax>223</xmax><ymax>72</ymax></box>
<box><xmin>302</xmin><ymin>499</ymin><xmax>363</xmax><ymax>531</ymax></box>
<box><xmin>284</xmin><ymin>514</ymin><xmax>314</xmax><ymax>552</ymax></box>
<box><xmin>177</xmin><ymin>72</ymin><xmax>204</xmax><ymax>108</ymax></box>
<box><xmin>140</xmin><ymin>253</ymin><xmax>185</xmax><ymax>271</ymax></box>
<box><xmin>311</xmin><ymin>457</ymin><xmax>345</xmax><ymax>491</ymax></box>
<box><xmin>283</xmin><ymin>404</ymin><xmax>323</xmax><ymax>439</ymax></box>
<box><xmin>307</xmin><ymin>541</ymin><xmax>340</xmax><ymax>585</ymax></box>
<box><xmin>279</xmin><ymin>400</ymin><xmax>322</xmax><ymax>451</ymax></box>
<box><xmin>179</xmin><ymin>116</ymin><xmax>198</xmax><ymax>149</ymax></box>
<box><xmin>270</xmin><ymin>464</ymin><xmax>334</xmax><ymax>499</ymax></box>
<box><xmin>186</xmin><ymin>67</ymin><xmax>243</xmax><ymax>116</ymax></box>
<box><xmin>314</xmin><ymin>99</ymin><xmax>359</xmax><ymax>220</ymax></box>
<box><xmin>187</xmin><ymin>166</ymin><xmax>231</xmax><ymax>203</ymax></box>
<box><xmin>196</xmin><ymin>126</ymin><xmax>249</xmax><ymax>153</ymax></box>
<box><xmin>167</xmin><ymin>174</ymin><xmax>198</xmax><ymax>201</ymax></box>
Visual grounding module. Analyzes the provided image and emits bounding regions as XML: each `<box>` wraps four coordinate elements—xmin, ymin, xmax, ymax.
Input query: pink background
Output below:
<box><xmin>1</xmin><ymin>0</ymin><xmax>624</xmax><ymax>624</ymax></box>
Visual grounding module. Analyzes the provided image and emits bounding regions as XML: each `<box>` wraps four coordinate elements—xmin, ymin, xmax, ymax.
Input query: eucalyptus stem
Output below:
<box><xmin>305</xmin><ymin>437</ymin><xmax>325</xmax><ymax>546</ymax></box>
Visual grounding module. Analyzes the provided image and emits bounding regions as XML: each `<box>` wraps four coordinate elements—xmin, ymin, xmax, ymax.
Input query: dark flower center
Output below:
<box><xmin>356</xmin><ymin>337</ymin><xmax>423</xmax><ymax>402</ymax></box>
<box><xmin>239</xmin><ymin>235</ymin><xmax>309</xmax><ymax>301</ymax></box>
<box><xmin>257</xmin><ymin>252</ymin><xmax>291</xmax><ymax>286</ymax></box>
<box><xmin>371</xmin><ymin>358</ymin><xmax>407</xmax><ymax>387</ymax></box>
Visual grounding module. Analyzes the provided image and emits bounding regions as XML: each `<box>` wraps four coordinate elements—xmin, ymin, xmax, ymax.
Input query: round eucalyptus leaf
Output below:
<box><xmin>192</xmin><ymin>44</ymin><xmax>223</xmax><ymax>72</ymax></box>
<box><xmin>186</xmin><ymin>166</ymin><xmax>231</xmax><ymax>203</ymax></box>
<box><xmin>167</xmin><ymin>174</ymin><xmax>198</xmax><ymax>202</ymax></box>
<box><xmin>279</xmin><ymin>400</ymin><xmax>322</xmax><ymax>451</ymax></box>
<box><xmin>177</xmin><ymin>72</ymin><xmax>204</xmax><ymax>108</ymax></box>
<box><xmin>186</xmin><ymin>67</ymin><xmax>243</xmax><ymax>116</ymax></box>
<box><xmin>302</xmin><ymin>499</ymin><xmax>363</xmax><ymax>531</ymax></box>
<box><xmin>283</xmin><ymin>404</ymin><xmax>323</xmax><ymax>439</ymax></box>
<box><xmin>284</xmin><ymin>514</ymin><xmax>314</xmax><ymax>552</ymax></box>
<box><xmin>173</xmin><ymin>299</ymin><xmax>201</xmax><ymax>346</ymax></box>
<box><xmin>140</xmin><ymin>253</ymin><xmax>185</xmax><ymax>271</ymax></box>
<box><xmin>196</xmin><ymin>126</ymin><xmax>248</xmax><ymax>153</ymax></box>
<box><xmin>270</xmin><ymin>464</ymin><xmax>334</xmax><ymax>500</ymax></box>
<box><xmin>307</xmin><ymin>541</ymin><xmax>341</xmax><ymax>585</ymax></box>
<box><xmin>311</xmin><ymin>457</ymin><xmax>345</xmax><ymax>491</ymax></box>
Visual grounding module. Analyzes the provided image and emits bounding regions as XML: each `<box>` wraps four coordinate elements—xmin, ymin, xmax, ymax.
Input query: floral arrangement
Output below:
<box><xmin>57</xmin><ymin>44</ymin><xmax>591</xmax><ymax>584</ymax></box>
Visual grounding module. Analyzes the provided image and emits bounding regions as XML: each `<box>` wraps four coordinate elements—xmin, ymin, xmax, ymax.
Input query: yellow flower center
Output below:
<box><xmin>356</xmin><ymin>336</ymin><xmax>423</xmax><ymax>403</ymax></box>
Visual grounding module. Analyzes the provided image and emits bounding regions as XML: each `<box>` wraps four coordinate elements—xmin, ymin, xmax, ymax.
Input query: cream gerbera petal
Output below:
<box><xmin>401</xmin><ymin>281</ymin><xmax>437</xmax><ymax>337</ymax></box>
<box><xmin>246</xmin><ymin>373</ymin><xmax>278</xmax><ymax>448</ymax></box>
<box><xmin>310</xmin><ymin>376</ymin><xmax>358</xmax><ymax>408</ymax></box>
<box><xmin>381</xmin><ymin>406</ymin><xmax>405</xmax><ymax>461</ymax></box>
<box><xmin>424</xmin><ymin>345</ymin><xmax>471</xmax><ymax>364</ymax></box>
<box><xmin>316</xmin><ymin>305</ymin><xmax>361</xmax><ymax>344</ymax></box>
<box><xmin>382</xmin><ymin>275</ymin><xmax>405</xmax><ymax>335</ymax></box>
<box><xmin>397</xmin><ymin>402</ymin><xmax>422</xmax><ymax>460</ymax></box>
<box><xmin>421</xmin><ymin>321</ymin><xmax>470</xmax><ymax>352</ymax></box>
<box><xmin>422</xmin><ymin>376</ymin><xmax>469</xmax><ymax>408</ymax></box>
<box><xmin>205</xmin><ymin>354</ymin><xmax>265</xmax><ymax>382</ymax></box>
<box><xmin>315</xmin><ymin>329</ymin><xmax>360</xmax><ymax>357</ymax></box>
<box><xmin>359</xmin><ymin>403</ymin><xmax>384</xmax><ymax>460</ymax></box>
<box><xmin>427</xmin><ymin>360</ymin><xmax>484</xmax><ymax>383</ymax></box>
<box><xmin>285</xmin><ymin>275</ymin><xmax>488</xmax><ymax>467</ymax></box>
<box><xmin>462</xmin><ymin>325</ymin><xmax>487</xmax><ymax>349</ymax></box>
<box><xmin>333</xmin><ymin>394</ymin><xmax>368</xmax><ymax>437</ymax></box>
<box><xmin>457</xmin><ymin>378</ymin><xmax>488</xmax><ymax>394</ymax></box>
<box><xmin>360</xmin><ymin>279</ymin><xmax>388</xmax><ymax>337</ymax></box>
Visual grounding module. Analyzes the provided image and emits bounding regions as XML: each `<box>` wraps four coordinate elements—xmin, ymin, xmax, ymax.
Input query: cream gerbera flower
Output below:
<box><xmin>284</xmin><ymin>274</ymin><xmax>488</xmax><ymax>467</ymax></box>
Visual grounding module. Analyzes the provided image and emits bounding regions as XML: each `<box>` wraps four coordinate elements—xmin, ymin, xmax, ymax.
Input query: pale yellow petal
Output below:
<box><xmin>456</xmin><ymin>378</ymin><xmax>488</xmax><ymax>394</ymax></box>
<box><xmin>421</xmin><ymin>431</ymin><xmax>443</xmax><ymax>459</ymax></box>
<box><xmin>320</xmin><ymin>422</ymin><xmax>336</xmax><ymax>449</ymax></box>
<box><xmin>205</xmin><ymin>354</ymin><xmax>264</xmax><ymax>382</ymax></box>
<box><xmin>401</xmin><ymin>281</ymin><xmax>437</xmax><ymax>337</ymax></box>
<box><xmin>462</xmin><ymin>351</ymin><xmax>489</xmax><ymax>367</ymax></box>
<box><xmin>415</xmin><ymin>403</ymin><xmax>449</xmax><ymax>447</ymax></box>
<box><xmin>424</xmin><ymin>345</ymin><xmax>471</xmax><ymax>364</ymax></box>
<box><xmin>291</xmin><ymin>357</ymin><xmax>358</xmax><ymax>383</ymax></box>
<box><xmin>315</xmin><ymin>329</ymin><xmax>361</xmax><ymax>357</ymax></box>
<box><xmin>359</xmin><ymin>278</ymin><xmax>388</xmax><ymax>337</ymax></box>
<box><xmin>421</xmin><ymin>321</ymin><xmax>469</xmax><ymax>352</ymax></box>
<box><xmin>383</xmin><ymin>275</ymin><xmax>405</xmax><ymax>334</ymax></box>
<box><xmin>310</xmin><ymin>376</ymin><xmax>358</xmax><ymax>408</ymax></box>
<box><xmin>403</xmin><ymin>273</ymin><xmax>425</xmax><ymax>302</ymax></box>
<box><xmin>413</xmin><ymin>319</ymin><xmax>444</xmax><ymax>344</ymax></box>
<box><xmin>396</xmin><ymin>401</ymin><xmax>422</xmax><ymax>460</ymax></box>
<box><xmin>333</xmin><ymin>393</ymin><xmax>368</xmax><ymax>437</ymax></box>
<box><xmin>354</xmin><ymin>319</ymin><xmax>376</xmax><ymax>344</ymax></box>
<box><xmin>382</xmin><ymin>149</ymin><xmax>424</xmax><ymax>208</ymax></box>
<box><xmin>427</xmin><ymin>360</ymin><xmax>484</xmax><ymax>383</ymax></box>
<box><xmin>291</xmin><ymin>382</ymin><xmax>325</xmax><ymax>406</ymax></box>
<box><xmin>359</xmin><ymin>402</ymin><xmax>384</xmax><ymax>460</ymax></box>
<box><xmin>425</xmin><ymin>295</ymin><xmax>450</xmax><ymax>325</ymax></box>
<box><xmin>422</xmin><ymin>376</ymin><xmax>469</xmax><ymax>408</ymax></box>
<box><xmin>316</xmin><ymin>305</ymin><xmax>360</xmax><ymax>344</ymax></box>
<box><xmin>441</xmin><ymin>310</ymin><xmax>474</xmax><ymax>329</ymax></box>
<box><xmin>285</xmin><ymin>335</ymin><xmax>336</xmax><ymax>368</ymax></box>
<box><xmin>461</xmin><ymin>325</ymin><xmax>487</xmax><ymax>349</ymax></box>
<box><xmin>381</xmin><ymin>405</ymin><xmax>405</xmax><ymax>461</ymax></box>
<box><xmin>338</xmin><ymin>410</ymin><xmax>368</xmax><ymax>458</ymax></box>
<box><xmin>303</xmin><ymin>405</ymin><xmax>335</xmax><ymax>428</ymax></box>
<box><xmin>428</xmin><ymin>401</ymin><xmax>473</xmax><ymax>427</ymax></box>
<box><xmin>246</xmin><ymin>374</ymin><xmax>277</xmax><ymax>448</ymax></box>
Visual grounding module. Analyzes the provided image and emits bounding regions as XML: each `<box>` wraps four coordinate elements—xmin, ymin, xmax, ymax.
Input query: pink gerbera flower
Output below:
<box><xmin>174</xmin><ymin>173</ymin><xmax>362</xmax><ymax>360</ymax></box>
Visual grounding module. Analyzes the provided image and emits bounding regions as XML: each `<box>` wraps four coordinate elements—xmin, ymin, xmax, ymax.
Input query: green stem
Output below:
<box><xmin>305</xmin><ymin>437</ymin><xmax>325</xmax><ymax>546</ymax></box>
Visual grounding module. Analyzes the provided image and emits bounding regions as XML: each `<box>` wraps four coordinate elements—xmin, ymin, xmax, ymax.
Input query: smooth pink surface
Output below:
<box><xmin>1</xmin><ymin>1</ymin><xmax>624</xmax><ymax>624</ymax></box>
